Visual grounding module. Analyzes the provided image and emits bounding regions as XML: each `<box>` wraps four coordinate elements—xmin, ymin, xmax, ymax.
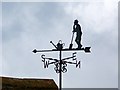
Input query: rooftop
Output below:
<box><xmin>0</xmin><ymin>76</ymin><xmax>58</xmax><ymax>90</ymax></box>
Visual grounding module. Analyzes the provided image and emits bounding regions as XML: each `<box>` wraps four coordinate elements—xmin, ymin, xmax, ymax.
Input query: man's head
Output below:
<box><xmin>74</xmin><ymin>19</ymin><xmax>78</xmax><ymax>25</ymax></box>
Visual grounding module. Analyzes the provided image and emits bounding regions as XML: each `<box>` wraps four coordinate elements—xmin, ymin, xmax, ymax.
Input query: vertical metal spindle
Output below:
<box><xmin>59</xmin><ymin>50</ymin><xmax>62</xmax><ymax>90</ymax></box>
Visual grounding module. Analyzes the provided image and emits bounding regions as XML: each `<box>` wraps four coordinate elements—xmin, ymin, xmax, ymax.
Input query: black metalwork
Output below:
<box><xmin>33</xmin><ymin>40</ymin><xmax>91</xmax><ymax>90</ymax></box>
<box><xmin>40</xmin><ymin>51</ymin><xmax>80</xmax><ymax>73</ymax></box>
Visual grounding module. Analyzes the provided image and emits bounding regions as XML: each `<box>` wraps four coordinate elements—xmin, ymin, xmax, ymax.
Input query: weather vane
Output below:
<box><xmin>32</xmin><ymin>19</ymin><xmax>91</xmax><ymax>90</ymax></box>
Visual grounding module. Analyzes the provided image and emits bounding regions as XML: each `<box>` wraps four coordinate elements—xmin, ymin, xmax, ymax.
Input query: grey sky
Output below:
<box><xmin>2</xmin><ymin>1</ymin><xmax>118</xmax><ymax>88</ymax></box>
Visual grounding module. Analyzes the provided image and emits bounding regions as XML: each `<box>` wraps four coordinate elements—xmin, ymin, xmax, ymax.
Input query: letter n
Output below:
<box><xmin>76</xmin><ymin>61</ymin><xmax>80</xmax><ymax>68</ymax></box>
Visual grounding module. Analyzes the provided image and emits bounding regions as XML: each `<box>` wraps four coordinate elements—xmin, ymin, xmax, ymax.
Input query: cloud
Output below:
<box><xmin>2</xmin><ymin>2</ymin><xmax>118</xmax><ymax>88</ymax></box>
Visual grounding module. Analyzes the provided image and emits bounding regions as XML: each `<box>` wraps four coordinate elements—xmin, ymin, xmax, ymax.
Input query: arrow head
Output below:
<box><xmin>84</xmin><ymin>47</ymin><xmax>91</xmax><ymax>53</ymax></box>
<box><xmin>33</xmin><ymin>49</ymin><xmax>37</xmax><ymax>53</ymax></box>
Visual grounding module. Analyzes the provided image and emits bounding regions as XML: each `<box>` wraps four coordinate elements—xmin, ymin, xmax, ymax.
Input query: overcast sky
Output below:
<box><xmin>1</xmin><ymin>0</ymin><xmax>118</xmax><ymax>88</ymax></box>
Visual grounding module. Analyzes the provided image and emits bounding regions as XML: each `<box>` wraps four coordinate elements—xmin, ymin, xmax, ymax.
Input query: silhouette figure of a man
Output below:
<box><xmin>73</xmin><ymin>19</ymin><xmax>82</xmax><ymax>49</ymax></box>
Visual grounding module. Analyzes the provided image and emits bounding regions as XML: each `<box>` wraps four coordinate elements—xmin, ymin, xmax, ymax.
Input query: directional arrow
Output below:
<box><xmin>32</xmin><ymin>47</ymin><xmax>91</xmax><ymax>53</ymax></box>
<box><xmin>84</xmin><ymin>47</ymin><xmax>91</xmax><ymax>53</ymax></box>
<box><xmin>32</xmin><ymin>49</ymin><xmax>37</xmax><ymax>53</ymax></box>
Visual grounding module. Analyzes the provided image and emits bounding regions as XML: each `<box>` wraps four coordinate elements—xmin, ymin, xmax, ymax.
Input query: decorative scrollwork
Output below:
<box><xmin>54</xmin><ymin>62</ymin><xmax>67</xmax><ymax>73</ymax></box>
<box><xmin>54</xmin><ymin>66</ymin><xmax>60</xmax><ymax>73</ymax></box>
<box><xmin>61</xmin><ymin>65</ymin><xmax>67</xmax><ymax>73</ymax></box>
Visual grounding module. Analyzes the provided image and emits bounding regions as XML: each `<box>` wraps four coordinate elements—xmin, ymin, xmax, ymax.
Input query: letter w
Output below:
<box><xmin>44</xmin><ymin>61</ymin><xmax>49</xmax><ymax>68</ymax></box>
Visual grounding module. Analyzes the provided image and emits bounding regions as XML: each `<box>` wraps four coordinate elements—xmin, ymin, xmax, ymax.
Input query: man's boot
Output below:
<box><xmin>77</xmin><ymin>44</ymin><xmax>82</xmax><ymax>49</ymax></box>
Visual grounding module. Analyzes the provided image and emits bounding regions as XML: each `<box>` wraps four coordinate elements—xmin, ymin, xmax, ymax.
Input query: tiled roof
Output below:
<box><xmin>1</xmin><ymin>76</ymin><xmax>58</xmax><ymax>90</ymax></box>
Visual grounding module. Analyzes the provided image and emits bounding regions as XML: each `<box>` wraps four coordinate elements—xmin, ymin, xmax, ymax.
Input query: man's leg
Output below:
<box><xmin>75</xmin><ymin>38</ymin><xmax>82</xmax><ymax>49</ymax></box>
<box><xmin>78</xmin><ymin>40</ymin><xmax>82</xmax><ymax>49</ymax></box>
<box><xmin>75</xmin><ymin>35</ymin><xmax>82</xmax><ymax>49</ymax></box>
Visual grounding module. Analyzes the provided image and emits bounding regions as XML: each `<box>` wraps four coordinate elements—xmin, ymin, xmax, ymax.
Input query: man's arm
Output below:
<box><xmin>73</xmin><ymin>25</ymin><xmax>76</xmax><ymax>32</ymax></box>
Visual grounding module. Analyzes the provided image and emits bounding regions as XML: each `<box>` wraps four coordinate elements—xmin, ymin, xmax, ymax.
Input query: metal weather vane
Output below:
<box><xmin>32</xmin><ymin>19</ymin><xmax>91</xmax><ymax>90</ymax></box>
<box><xmin>40</xmin><ymin>46</ymin><xmax>80</xmax><ymax>73</ymax></box>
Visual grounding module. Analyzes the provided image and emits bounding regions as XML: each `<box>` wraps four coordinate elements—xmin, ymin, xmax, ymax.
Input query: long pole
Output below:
<box><xmin>59</xmin><ymin>50</ymin><xmax>62</xmax><ymax>90</ymax></box>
